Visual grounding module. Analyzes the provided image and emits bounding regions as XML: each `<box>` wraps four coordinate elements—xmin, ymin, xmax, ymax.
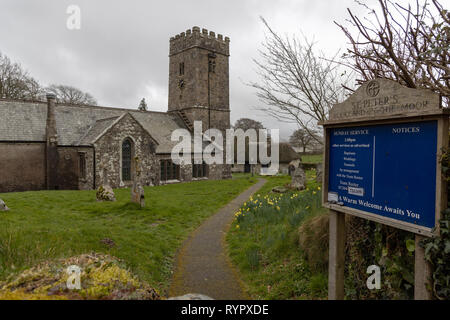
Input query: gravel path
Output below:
<box><xmin>169</xmin><ymin>178</ymin><xmax>267</xmax><ymax>300</ymax></box>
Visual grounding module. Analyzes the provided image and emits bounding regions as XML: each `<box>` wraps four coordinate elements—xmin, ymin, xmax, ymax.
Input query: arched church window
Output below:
<box><xmin>122</xmin><ymin>138</ymin><xmax>132</xmax><ymax>181</ymax></box>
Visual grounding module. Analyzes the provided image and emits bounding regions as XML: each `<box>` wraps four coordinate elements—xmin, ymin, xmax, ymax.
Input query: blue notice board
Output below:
<box><xmin>328</xmin><ymin>121</ymin><xmax>437</xmax><ymax>229</ymax></box>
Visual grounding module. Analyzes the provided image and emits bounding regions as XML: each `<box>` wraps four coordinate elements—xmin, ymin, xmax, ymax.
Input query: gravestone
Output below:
<box><xmin>272</xmin><ymin>186</ymin><xmax>288</xmax><ymax>193</ymax></box>
<box><xmin>290</xmin><ymin>165</ymin><xmax>306</xmax><ymax>191</ymax></box>
<box><xmin>96</xmin><ymin>167</ymin><xmax>116</xmax><ymax>202</ymax></box>
<box><xmin>0</xmin><ymin>199</ymin><xmax>9</xmax><ymax>211</ymax></box>
<box><xmin>289</xmin><ymin>159</ymin><xmax>301</xmax><ymax>176</ymax></box>
<box><xmin>316</xmin><ymin>163</ymin><xmax>323</xmax><ymax>184</ymax></box>
<box><xmin>131</xmin><ymin>157</ymin><xmax>145</xmax><ymax>207</ymax></box>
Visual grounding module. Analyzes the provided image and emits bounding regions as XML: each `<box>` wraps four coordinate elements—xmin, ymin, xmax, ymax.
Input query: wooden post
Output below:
<box><xmin>328</xmin><ymin>209</ymin><xmax>346</xmax><ymax>300</ymax></box>
<box><xmin>414</xmin><ymin>234</ymin><xmax>432</xmax><ymax>300</ymax></box>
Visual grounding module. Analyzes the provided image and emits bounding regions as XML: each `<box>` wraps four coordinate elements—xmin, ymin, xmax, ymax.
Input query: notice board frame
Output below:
<box><xmin>319</xmin><ymin>79</ymin><xmax>449</xmax><ymax>300</ymax></box>
<box><xmin>322</xmin><ymin>115</ymin><xmax>448</xmax><ymax>237</ymax></box>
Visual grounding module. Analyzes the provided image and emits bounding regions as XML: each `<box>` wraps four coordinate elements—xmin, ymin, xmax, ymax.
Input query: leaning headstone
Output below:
<box><xmin>131</xmin><ymin>157</ymin><xmax>145</xmax><ymax>207</ymax></box>
<box><xmin>290</xmin><ymin>166</ymin><xmax>306</xmax><ymax>191</ymax></box>
<box><xmin>316</xmin><ymin>163</ymin><xmax>323</xmax><ymax>184</ymax></box>
<box><xmin>272</xmin><ymin>186</ymin><xmax>288</xmax><ymax>193</ymax></box>
<box><xmin>131</xmin><ymin>183</ymin><xmax>145</xmax><ymax>207</ymax></box>
<box><xmin>168</xmin><ymin>293</ymin><xmax>214</xmax><ymax>300</ymax></box>
<box><xmin>96</xmin><ymin>167</ymin><xmax>116</xmax><ymax>202</ymax></box>
<box><xmin>289</xmin><ymin>159</ymin><xmax>302</xmax><ymax>177</ymax></box>
<box><xmin>0</xmin><ymin>199</ymin><xmax>10</xmax><ymax>211</ymax></box>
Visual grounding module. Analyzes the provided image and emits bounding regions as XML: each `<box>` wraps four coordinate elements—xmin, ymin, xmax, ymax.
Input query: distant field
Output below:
<box><xmin>0</xmin><ymin>176</ymin><xmax>257</xmax><ymax>295</ymax></box>
<box><xmin>301</xmin><ymin>154</ymin><xmax>322</xmax><ymax>164</ymax></box>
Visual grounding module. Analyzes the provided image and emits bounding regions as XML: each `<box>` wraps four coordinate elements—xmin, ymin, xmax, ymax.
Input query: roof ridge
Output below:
<box><xmin>0</xmin><ymin>98</ymin><xmax>171</xmax><ymax>115</ymax></box>
<box><xmin>0</xmin><ymin>98</ymin><xmax>47</xmax><ymax>104</ymax></box>
<box><xmin>95</xmin><ymin>116</ymin><xmax>121</xmax><ymax>122</ymax></box>
<box><xmin>57</xmin><ymin>103</ymin><xmax>170</xmax><ymax>115</ymax></box>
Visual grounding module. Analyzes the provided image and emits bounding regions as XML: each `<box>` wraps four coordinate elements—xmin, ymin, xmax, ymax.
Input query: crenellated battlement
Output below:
<box><xmin>169</xmin><ymin>26</ymin><xmax>230</xmax><ymax>56</ymax></box>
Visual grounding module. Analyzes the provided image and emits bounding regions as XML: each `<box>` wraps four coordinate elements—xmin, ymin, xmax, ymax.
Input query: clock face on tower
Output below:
<box><xmin>178</xmin><ymin>79</ymin><xmax>185</xmax><ymax>90</ymax></box>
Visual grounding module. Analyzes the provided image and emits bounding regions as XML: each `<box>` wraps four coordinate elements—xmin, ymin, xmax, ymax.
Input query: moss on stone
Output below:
<box><xmin>0</xmin><ymin>253</ymin><xmax>159</xmax><ymax>300</ymax></box>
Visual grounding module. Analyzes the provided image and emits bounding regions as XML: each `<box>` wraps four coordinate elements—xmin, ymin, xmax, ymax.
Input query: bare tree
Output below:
<box><xmin>47</xmin><ymin>84</ymin><xmax>97</xmax><ymax>105</ymax></box>
<box><xmin>289</xmin><ymin>128</ymin><xmax>321</xmax><ymax>153</ymax></box>
<box><xmin>251</xmin><ymin>17</ymin><xmax>352</xmax><ymax>144</ymax></box>
<box><xmin>0</xmin><ymin>52</ymin><xmax>44</xmax><ymax>100</ymax></box>
<box><xmin>336</xmin><ymin>0</ymin><xmax>449</xmax><ymax>106</ymax></box>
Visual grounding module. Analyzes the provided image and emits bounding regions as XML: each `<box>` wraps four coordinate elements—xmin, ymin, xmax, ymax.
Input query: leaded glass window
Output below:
<box><xmin>193</xmin><ymin>161</ymin><xmax>208</xmax><ymax>178</ymax></box>
<box><xmin>160</xmin><ymin>160</ymin><xmax>180</xmax><ymax>181</ymax></box>
<box><xmin>122</xmin><ymin>139</ymin><xmax>132</xmax><ymax>181</ymax></box>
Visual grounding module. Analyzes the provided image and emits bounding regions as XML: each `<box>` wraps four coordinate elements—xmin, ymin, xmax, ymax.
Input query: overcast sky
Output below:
<box><xmin>0</xmin><ymin>0</ymin><xmax>371</xmax><ymax>140</ymax></box>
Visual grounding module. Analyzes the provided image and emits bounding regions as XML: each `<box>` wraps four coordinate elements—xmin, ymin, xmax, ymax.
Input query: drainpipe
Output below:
<box><xmin>45</xmin><ymin>93</ymin><xmax>59</xmax><ymax>190</ymax></box>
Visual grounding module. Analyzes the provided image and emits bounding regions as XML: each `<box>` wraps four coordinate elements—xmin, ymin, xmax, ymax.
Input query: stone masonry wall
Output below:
<box><xmin>0</xmin><ymin>142</ymin><xmax>46</xmax><ymax>193</ymax></box>
<box><xmin>77</xmin><ymin>147</ymin><xmax>94</xmax><ymax>190</ymax></box>
<box><xmin>94</xmin><ymin>113</ymin><xmax>158</xmax><ymax>189</ymax></box>
<box><xmin>156</xmin><ymin>154</ymin><xmax>192</xmax><ymax>184</ymax></box>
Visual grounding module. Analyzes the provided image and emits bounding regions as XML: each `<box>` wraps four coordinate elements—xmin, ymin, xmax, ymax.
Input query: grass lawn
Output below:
<box><xmin>0</xmin><ymin>175</ymin><xmax>257</xmax><ymax>295</ymax></box>
<box><xmin>227</xmin><ymin>171</ymin><xmax>329</xmax><ymax>299</ymax></box>
<box><xmin>301</xmin><ymin>154</ymin><xmax>322</xmax><ymax>164</ymax></box>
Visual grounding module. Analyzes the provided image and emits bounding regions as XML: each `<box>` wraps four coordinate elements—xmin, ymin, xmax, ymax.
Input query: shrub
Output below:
<box><xmin>308</xmin><ymin>273</ymin><xmax>328</xmax><ymax>298</ymax></box>
<box><xmin>0</xmin><ymin>253</ymin><xmax>160</xmax><ymax>300</ymax></box>
<box><xmin>245</xmin><ymin>246</ymin><xmax>261</xmax><ymax>271</ymax></box>
<box><xmin>298</xmin><ymin>214</ymin><xmax>329</xmax><ymax>273</ymax></box>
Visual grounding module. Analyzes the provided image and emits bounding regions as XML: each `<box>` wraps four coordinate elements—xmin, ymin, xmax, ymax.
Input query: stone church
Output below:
<box><xmin>0</xmin><ymin>27</ymin><xmax>231</xmax><ymax>193</ymax></box>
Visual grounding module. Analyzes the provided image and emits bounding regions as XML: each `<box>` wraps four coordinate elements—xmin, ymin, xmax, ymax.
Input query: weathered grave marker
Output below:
<box><xmin>320</xmin><ymin>79</ymin><xmax>449</xmax><ymax>300</ymax></box>
<box><xmin>0</xmin><ymin>199</ymin><xmax>9</xmax><ymax>211</ymax></box>
<box><xmin>96</xmin><ymin>165</ymin><xmax>116</xmax><ymax>202</ymax></box>
<box><xmin>131</xmin><ymin>156</ymin><xmax>145</xmax><ymax>207</ymax></box>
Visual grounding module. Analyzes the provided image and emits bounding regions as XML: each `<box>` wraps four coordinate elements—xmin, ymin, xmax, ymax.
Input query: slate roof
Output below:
<box><xmin>0</xmin><ymin>99</ymin><xmax>189</xmax><ymax>154</ymax></box>
<box><xmin>0</xmin><ymin>101</ymin><xmax>47</xmax><ymax>141</ymax></box>
<box><xmin>78</xmin><ymin>116</ymin><xmax>120</xmax><ymax>145</ymax></box>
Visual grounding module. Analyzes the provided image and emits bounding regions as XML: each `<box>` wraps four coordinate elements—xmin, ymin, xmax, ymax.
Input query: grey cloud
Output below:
<box><xmin>0</xmin><ymin>0</ymin><xmax>362</xmax><ymax>140</ymax></box>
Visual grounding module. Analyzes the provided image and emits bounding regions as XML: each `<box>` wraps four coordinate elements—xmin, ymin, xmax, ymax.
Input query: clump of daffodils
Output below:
<box><xmin>233</xmin><ymin>185</ymin><xmax>322</xmax><ymax>229</ymax></box>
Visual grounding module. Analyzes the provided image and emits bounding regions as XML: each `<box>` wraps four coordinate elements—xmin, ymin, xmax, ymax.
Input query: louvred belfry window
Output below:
<box><xmin>122</xmin><ymin>139</ymin><xmax>132</xmax><ymax>181</ymax></box>
<box><xmin>208</xmin><ymin>60</ymin><xmax>216</xmax><ymax>73</ymax></box>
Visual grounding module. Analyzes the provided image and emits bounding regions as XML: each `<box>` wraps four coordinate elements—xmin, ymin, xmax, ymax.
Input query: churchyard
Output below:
<box><xmin>0</xmin><ymin>167</ymin><xmax>329</xmax><ymax>300</ymax></box>
<box><xmin>0</xmin><ymin>175</ymin><xmax>258</xmax><ymax>296</ymax></box>
<box><xmin>0</xmin><ymin>0</ymin><xmax>448</xmax><ymax>304</ymax></box>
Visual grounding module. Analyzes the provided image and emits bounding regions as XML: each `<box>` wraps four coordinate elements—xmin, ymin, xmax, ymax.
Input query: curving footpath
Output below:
<box><xmin>169</xmin><ymin>178</ymin><xmax>267</xmax><ymax>300</ymax></box>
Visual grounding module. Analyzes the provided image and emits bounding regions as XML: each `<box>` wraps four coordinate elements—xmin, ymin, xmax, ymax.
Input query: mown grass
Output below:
<box><xmin>301</xmin><ymin>154</ymin><xmax>322</xmax><ymax>164</ymax></box>
<box><xmin>227</xmin><ymin>171</ymin><xmax>328</xmax><ymax>299</ymax></box>
<box><xmin>0</xmin><ymin>175</ymin><xmax>257</xmax><ymax>295</ymax></box>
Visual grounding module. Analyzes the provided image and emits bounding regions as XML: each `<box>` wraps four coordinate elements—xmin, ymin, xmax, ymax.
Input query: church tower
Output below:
<box><xmin>168</xmin><ymin>26</ymin><xmax>230</xmax><ymax>132</ymax></box>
